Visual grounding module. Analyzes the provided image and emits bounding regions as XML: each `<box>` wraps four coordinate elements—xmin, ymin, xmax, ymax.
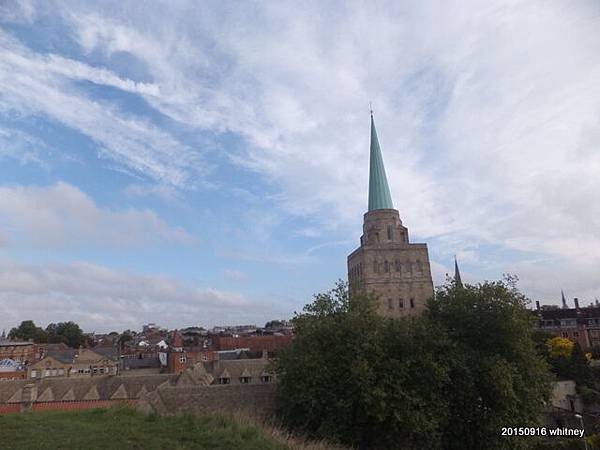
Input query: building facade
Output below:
<box><xmin>534</xmin><ymin>299</ymin><xmax>600</xmax><ymax>350</ymax></box>
<box><xmin>348</xmin><ymin>114</ymin><xmax>434</xmax><ymax>318</ymax></box>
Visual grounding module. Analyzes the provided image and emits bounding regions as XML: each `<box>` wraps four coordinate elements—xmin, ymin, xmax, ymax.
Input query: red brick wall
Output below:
<box><xmin>215</xmin><ymin>335</ymin><xmax>293</xmax><ymax>353</ymax></box>
<box><xmin>0</xmin><ymin>371</ymin><xmax>27</xmax><ymax>380</ymax></box>
<box><xmin>167</xmin><ymin>352</ymin><xmax>187</xmax><ymax>374</ymax></box>
<box><xmin>32</xmin><ymin>400</ymin><xmax>137</xmax><ymax>412</ymax></box>
<box><xmin>0</xmin><ymin>404</ymin><xmax>20</xmax><ymax>413</ymax></box>
<box><xmin>0</xmin><ymin>400</ymin><xmax>138</xmax><ymax>415</ymax></box>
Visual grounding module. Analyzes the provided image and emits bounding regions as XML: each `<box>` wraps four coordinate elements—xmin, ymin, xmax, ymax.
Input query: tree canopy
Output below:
<box><xmin>275</xmin><ymin>277</ymin><xmax>551</xmax><ymax>450</ymax></box>
<box><xmin>8</xmin><ymin>320</ymin><xmax>85</xmax><ymax>348</ymax></box>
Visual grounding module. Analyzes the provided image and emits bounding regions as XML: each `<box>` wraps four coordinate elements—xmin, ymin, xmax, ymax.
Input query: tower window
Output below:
<box><xmin>387</xmin><ymin>225</ymin><xmax>393</xmax><ymax>241</ymax></box>
<box><xmin>410</xmin><ymin>298</ymin><xmax>415</xmax><ymax>308</ymax></box>
<box><xmin>388</xmin><ymin>299</ymin><xmax>393</xmax><ymax>310</ymax></box>
<box><xmin>399</xmin><ymin>298</ymin><xmax>404</xmax><ymax>308</ymax></box>
<box><xmin>395</xmin><ymin>260</ymin><xmax>401</xmax><ymax>272</ymax></box>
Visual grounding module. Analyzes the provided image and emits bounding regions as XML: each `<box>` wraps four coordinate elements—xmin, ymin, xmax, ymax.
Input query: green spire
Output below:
<box><xmin>368</xmin><ymin>114</ymin><xmax>394</xmax><ymax>211</ymax></box>
<box><xmin>454</xmin><ymin>256</ymin><xmax>463</xmax><ymax>288</ymax></box>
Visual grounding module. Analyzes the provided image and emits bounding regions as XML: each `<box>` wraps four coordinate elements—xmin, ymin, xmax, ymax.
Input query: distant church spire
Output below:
<box><xmin>454</xmin><ymin>256</ymin><xmax>463</xmax><ymax>288</ymax></box>
<box><xmin>561</xmin><ymin>290</ymin><xmax>568</xmax><ymax>309</ymax></box>
<box><xmin>368</xmin><ymin>112</ymin><xmax>394</xmax><ymax>211</ymax></box>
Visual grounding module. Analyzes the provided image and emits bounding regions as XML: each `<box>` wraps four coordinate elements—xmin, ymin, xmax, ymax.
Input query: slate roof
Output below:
<box><xmin>204</xmin><ymin>358</ymin><xmax>273</xmax><ymax>384</ymax></box>
<box><xmin>122</xmin><ymin>357</ymin><xmax>161</xmax><ymax>370</ymax></box>
<box><xmin>0</xmin><ymin>373</ymin><xmax>178</xmax><ymax>404</ymax></box>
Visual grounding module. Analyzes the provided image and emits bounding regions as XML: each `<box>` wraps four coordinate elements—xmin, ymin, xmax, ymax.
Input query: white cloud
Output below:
<box><xmin>0</xmin><ymin>259</ymin><xmax>286</xmax><ymax>332</ymax></box>
<box><xmin>0</xmin><ymin>182</ymin><xmax>193</xmax><ymax>248</ymax></box>
<box><xmin>223</xmin><ymin>269</ymin><xmax>249</xmax><ymax>282</ymax></box>
<box><xmin>1</xmin><ymin>1</ymin><xmax>599</xmax><ymax>302</ymax></box>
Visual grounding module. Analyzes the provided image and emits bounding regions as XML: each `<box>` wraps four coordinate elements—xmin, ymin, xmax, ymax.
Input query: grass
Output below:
<box><xmin>0</xmin><ymin>407</ymin><xmax>289</xmax><ymax>450</ymax></box>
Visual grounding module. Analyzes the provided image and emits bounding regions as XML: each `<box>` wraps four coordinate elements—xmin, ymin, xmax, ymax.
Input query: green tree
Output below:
<box><xmin>276</xmin><ymin>277</ymin><xmax>552</xmax><ymax>450</ymax></box>
<box><xmin>429</xmin><ymin>275</ymin><xmax>552</xmax><ymax>449</ymax></box>
<box><xmin>45</xmin><ymin>322</ymin><xmax>85</xmax><ymax>348</ymax></box>
<box><xmin>8</xmin><ymin>320</ymin><xmax>48</xmax><ymax>343</ymax></box>
<box><xmin>275</xmin><ymin>281</ymin><xmax>452</xmax><ymax>449</ymax></box>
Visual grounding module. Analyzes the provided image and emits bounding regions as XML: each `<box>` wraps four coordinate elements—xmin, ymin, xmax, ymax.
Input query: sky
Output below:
<box><xmin>0</xmin><ymin>0</ymin><xmax>599</xmax><ymax>333</ymax></box>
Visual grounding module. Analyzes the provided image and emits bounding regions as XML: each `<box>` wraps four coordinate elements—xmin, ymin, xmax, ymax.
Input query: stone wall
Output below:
<box><xmin>0</xmin><ymin>365</ymin><xmax>277</xmax><ymax>419</ymax></box>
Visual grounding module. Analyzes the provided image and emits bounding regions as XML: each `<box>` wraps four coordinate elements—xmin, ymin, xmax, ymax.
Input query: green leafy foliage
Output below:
<box><xmin>46</xmin><ymin>322</ymin><xmax>85</xmax><ymax>348</ymax></box>
<box><xmin>8</xmin><ymin>320</ymin><xmax>47</xmax><ymax>343</ymax></box>
<box><xmin>275</xmin><ymin>277</ymin><xmax>552</xmax><ymax>450</ymax></box>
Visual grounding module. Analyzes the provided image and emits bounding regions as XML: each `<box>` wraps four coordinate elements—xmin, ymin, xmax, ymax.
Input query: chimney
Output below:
<box><xmin>574</xmin><ymin>298</ymin><xmax>580</xmax><ymax>309</ymax></box>
<box><xmin>535</xmin><ymin>301</ymin><xmax>540</xmax><ymax>311</ymax></box>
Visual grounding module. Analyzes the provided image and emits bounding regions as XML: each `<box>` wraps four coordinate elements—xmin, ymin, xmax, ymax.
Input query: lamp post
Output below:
<box><xmin>574</xmin><ymin>414</ymin><xmax>588</xmax><ymax>450</ymax></box>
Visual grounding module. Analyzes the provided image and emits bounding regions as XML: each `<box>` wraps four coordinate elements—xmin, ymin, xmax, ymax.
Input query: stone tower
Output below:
<box><xmin>347</xmin><ymin>113</ymin><xmax>434</xmax><ymax>318</ymax></box>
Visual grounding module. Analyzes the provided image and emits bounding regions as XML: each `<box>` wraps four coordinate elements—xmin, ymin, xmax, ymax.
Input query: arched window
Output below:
<box><xmin>395</xmin><ymin>260</ymin><xmax>401</xmax><ymax>272</ymax></box>
<box><xmin>384</xmin><ymin>260</ymin><xmax>389</xmax><ymax>272</ymax></box>
<box><xmin>398</xmin><ymin>298</ymin><xmax>404</xmax><ymax>308</ymax></box>
<box><xmin>410</xmin><ymin>298</ymin><xmax>415</xmax><ymax>308</ymax></box>
<box><xmin>387</xmin><ymin>225</ymin><xmax>393</xmax><ymax>241</ymax></box>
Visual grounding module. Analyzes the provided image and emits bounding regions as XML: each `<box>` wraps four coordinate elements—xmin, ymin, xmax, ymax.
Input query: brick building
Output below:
<box><xmin>214</xmin><ymin>335</ymin><xmax>292</xmax><ymax>356</ymax></box>
<box><xmin>0</xmin><ymin>359</ymin><xmax>26</xmax><ymax>381</ymax></box>
<box><xmin>0</xmin><ymin>339</ymin><xmax>39</xmax><ymax>364</ymax></box>
<box><xmin>27</xmin><ymin>348</ymin><xmax>119</xmax><ymax>379</ymax></box>
<box><xmin>533</xmin><ymin>299</ymin><xmax>600</xmax><ymax>349</ymax></box>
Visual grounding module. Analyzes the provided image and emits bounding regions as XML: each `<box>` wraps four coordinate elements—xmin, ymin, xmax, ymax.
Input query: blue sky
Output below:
<box><xmin>1</xmin><ymin>0</ymin><xmax>599</xmax><ymax>332</ymax></box>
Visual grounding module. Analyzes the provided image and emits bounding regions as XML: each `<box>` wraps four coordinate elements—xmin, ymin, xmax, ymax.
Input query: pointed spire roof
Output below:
<box><xmin>368</xmin><ymin>113</ymin><xmax>394</xmax><ymax>211</ymax></box>
<box><xmin>561</xmin><ymin>290</ymin><xmax>568</xmax><ymax>309</ymax></box>
<box><xmin>454</xmin><ymin>256</ymin><xmax>463</xmax><ymax>288</ymax></box>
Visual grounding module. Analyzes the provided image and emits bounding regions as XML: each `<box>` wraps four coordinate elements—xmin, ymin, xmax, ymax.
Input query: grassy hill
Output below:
<box><xmin>0</xmin><ymin>407</ymin><xmax>289</xmax><ymax>450</ymax></box>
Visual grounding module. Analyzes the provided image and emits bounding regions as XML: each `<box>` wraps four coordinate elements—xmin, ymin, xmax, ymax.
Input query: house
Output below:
<box><xmin>0</xmin><ymin>359</ymin><xmax>26</xmax><ymax>380</ymax></box>
<box><xmin>0</xmin><ymin>339</ymin><xmax>39</xmax><ymax>364</ymax></box>
<box><xmin>533</xmin><ymin>300</ymin><xmax>600</xmax><ymax>349</ymax></box>
<box><xmin>27</xmin><ymin>347</ymin><xmax>119</xmax><ymax>379</ymax></box>
<box><xmin>203</xmin><ymin>355</ymin><xmax>274</xmax><ymax>386</ymax></box>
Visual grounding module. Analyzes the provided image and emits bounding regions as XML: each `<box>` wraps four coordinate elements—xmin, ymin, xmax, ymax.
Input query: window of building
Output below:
<box><xmin>399</xmin><ymin>299</ymin><xmax>404</xmax><ymax>309</ymax></box>
<box><xmin>201</xmin><ymin>354</ymin><xmax>208</xmax><ymax>362</ymax></box>
<box><xmin>561</xmin><ymin>332</ymin><xmax>569</xmax><ymax>338</ymax></box>
<box><xmin>395</xmin><ymin>260</ymin><xmax>401</xmax><ymax>272</ymax></box>
<box><xmin>58</xmin><ymin>369</ymin><xmax>64</xmax><ymax>376</ymax></box>
<box><xmin>416</xmin><ymin>260</ymin><xmax>423</xmax><ymax>272</ymax></box>
<box><xmin>387</xmin><ymin>225</ymin><xmax>393</xmax><ymax>241</ymax></box>
<box><xmin>573</xmin><ymin>332</ymin><xmax>580</xmax><ymax>337</ymax></box>
<box><xmin>261</xmin><ymin>375</ymin><xmax>272</xmax><ymax>383</ymax></box>
<box><xmin>218</xmin><ymin>377</ymin><xmax>230</xmax><ymax>385</ymax></box>
<box><xmin>240</xmin><ymin>376</ymin><xmax>251</xmax><ymax>384</ymax></box>
<box><xmin>388</xmin><ymin>298</ymin><xmax>393</xmax><ymax>310</ymax></box>
<box><xmin>384</xmin><ymin>261</ymin><xmax>389</xmax><ymax>272</ymax></box>
<box><xmin>179</xmin><ymin>356</ymin><xmax>187</xmax><ymax>363</ymax></box>
<box><xmin>44</xmin><ymin>369</ymin><xmax>50</xmax><ymax>377</ymax></box>
<box><xmin>410</xmin><ymin>298</ymin><xmax>415</xmax><ymax>308</ymax></box>
<box><xmin>31</xmin><ymin>370</ymin><xmax>37</xmax><ymax>378</ymax></box>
